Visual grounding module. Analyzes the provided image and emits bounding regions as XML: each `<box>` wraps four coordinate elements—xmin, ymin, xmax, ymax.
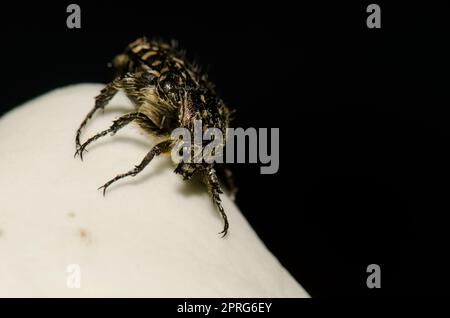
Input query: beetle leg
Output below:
<box><xmin>75</xmin><ymin>112</ymin><xmax>158</xmax><ymax>160</ymax></box>
<box><xmin>206</xmin><ymin>167</ymin><xmax>229</xmax><ymax>237</ymax></box>
<box><xmin>75</xmin><ymin>72</ymin><xmax>141</xmax><ymax>151</ymax></box>
<box><xmin>98</xmin><ymin>140</ymin><xmax>172</xmax><ymax>195</ymax></box>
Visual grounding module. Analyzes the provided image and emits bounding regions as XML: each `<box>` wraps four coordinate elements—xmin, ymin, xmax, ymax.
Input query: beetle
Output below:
<box><xmin>74</xmin><ymin>37</ymin><xmax>237</xmax><ymax>237</ymax></box>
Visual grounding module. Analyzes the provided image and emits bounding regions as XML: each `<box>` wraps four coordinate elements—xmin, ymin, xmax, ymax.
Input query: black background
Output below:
<box><xmin>0</xmin><ymin>1</ymin><xmax>446</xmax><ymax>298</ymax></box>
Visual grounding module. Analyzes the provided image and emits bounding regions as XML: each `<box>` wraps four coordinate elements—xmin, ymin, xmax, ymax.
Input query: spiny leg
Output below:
<box><xmin>75</xmin><ymin>112</ymin><xmax>156</xmax><ymax>160</ymax></box>
<box><xmin>206</xmin><ymin>167</ymin><xmax>229</xmax><ymax>237</ymax></box>
<box><xmin>75</xmin><ymin>74</ymin><xmax>131</xmax><ymax>151</ymax></box>
<box><xmin>98</xmin><ymin>140</ymin><xmax>172</xmax><ymax>196</ymax></box>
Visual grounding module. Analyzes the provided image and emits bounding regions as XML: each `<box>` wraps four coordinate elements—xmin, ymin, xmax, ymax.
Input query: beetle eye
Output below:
<box><xmin>163</xmin><ymin>80</ymin><xmax>172</xmax><ymax>92</ymax></box>
<box><xmin>161</xmin><ymin>79</ymin><xmax>176</xmax><ymax>95</ymax></box>
<box><xmin>160</xmin><ymin>79</ymin><xmax>180</xmax><ymax>101</ymax></box>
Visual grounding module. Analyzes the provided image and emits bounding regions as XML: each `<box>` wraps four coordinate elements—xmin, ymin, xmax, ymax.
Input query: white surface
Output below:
<box><xmin>0</xmin><ymin>84</ymin><xmax>309</xmax><ymax>297</ymax></box>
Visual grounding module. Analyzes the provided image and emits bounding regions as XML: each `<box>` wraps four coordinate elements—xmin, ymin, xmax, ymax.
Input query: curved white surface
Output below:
<box><xmin>0</xmin><ymin>84</ymin><xmax>309</xmax><ymax>297</ymax></box>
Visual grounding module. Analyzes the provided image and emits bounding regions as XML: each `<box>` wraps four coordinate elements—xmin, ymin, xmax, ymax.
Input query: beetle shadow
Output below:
<box><xmin>176</xmin><ymin>173</ymin><xmax>208</xmax><ymax>198</ymax></box>
<box><xmin>100</xmin><ymin>106</ymin><xmax>133</xmax><ymax>116</ymax></box>
<box><xmin>84</xmin><ymin>105</ymin><xmax>133</xmax><ymax>125</ymax></box>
